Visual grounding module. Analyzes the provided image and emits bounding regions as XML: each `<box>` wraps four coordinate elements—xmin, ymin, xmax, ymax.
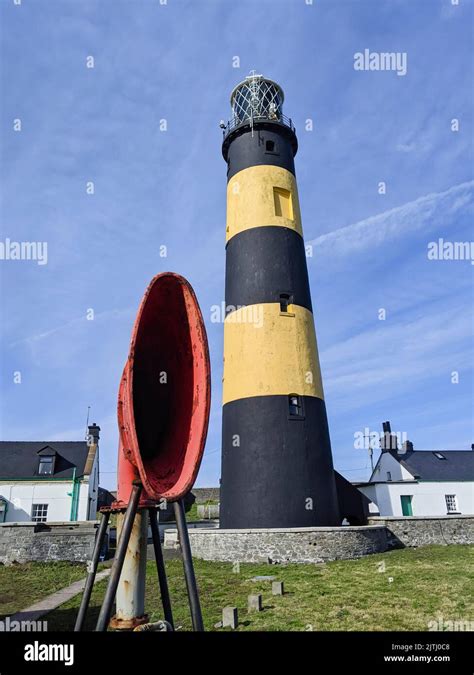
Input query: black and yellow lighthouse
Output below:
<box><xmin>220</xmin><ymin>72</ymin><xmax>342</xmax><ymax>529</ymax></box>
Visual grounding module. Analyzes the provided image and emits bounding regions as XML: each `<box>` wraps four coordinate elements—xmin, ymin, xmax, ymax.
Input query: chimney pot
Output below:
<box><xmin>400</xmin><ymin>440</ymin><xmax>413</xmax><ymax>454</ymax></box>
<box><xmin>87</xmin><ymin>423</ymin><xmax>101</xmax><ymax>444</ymax></box>
<box><xmin>382</xmin><ymin>421</ymin><xmax>391</xmax><ymax>434</ymax></box>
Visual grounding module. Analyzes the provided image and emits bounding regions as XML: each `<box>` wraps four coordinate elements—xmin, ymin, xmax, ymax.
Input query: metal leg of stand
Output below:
<box><xmin>173</xmin><ymin>499</ymin><xmax>204</xmax><ymax>632</ymax></box>
<box><xmin>74</xmin><ymin>510</ymin><xmax>110</xmax><ymax>631</ymax></box>
<box><xmin>95</xmin><ymin>483</ymin><xmax>142</xmax><ymax>631</ymax></box>
<box><xmin>149</xmin><ymin>508</ymin><xmax>174</xmax><ymax>629</ymax></box>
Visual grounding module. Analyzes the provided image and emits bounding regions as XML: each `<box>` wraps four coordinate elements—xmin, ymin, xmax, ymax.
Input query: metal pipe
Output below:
<box><xmin>111</xmin><ymin>506</ymin><xmax>148</xmax><ymax>630</ymax></box>
<box><xmin>95</xmin><ymin>482</ymin><xmax>142</xmax><ymax>631</ymax></box>
<box><xmin>149</xmin><ymin>508</ymin><xmax>174</xmax><ymax>629</ymax></box>
<box><xmin>173</xmin><ymin>499</ymin><xmax>204</xmax><ymax>631</ymax></box>
<box><xmin>74</xmin><ymin>510</ymin><xmax>110</xmax><ymax>631</ymax></box>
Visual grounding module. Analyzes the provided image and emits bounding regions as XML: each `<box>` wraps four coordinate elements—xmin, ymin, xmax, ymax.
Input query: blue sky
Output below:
<box><xmin>1</xmin><ymin>0</ymin><xmax>472</xmax><ymax>491</ymax></box>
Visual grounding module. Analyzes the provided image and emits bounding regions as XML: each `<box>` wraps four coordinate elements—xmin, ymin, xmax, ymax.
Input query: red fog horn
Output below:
<box><xmin>117</xmin><ymin>273</ymin><xmax>211</xmax><ymax>503</ymax></box>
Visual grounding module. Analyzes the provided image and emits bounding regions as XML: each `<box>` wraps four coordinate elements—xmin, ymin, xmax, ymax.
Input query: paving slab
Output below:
<box><xmin>10</xmin><ymin>569</ymin><xmax>111</xmax><ymax>622</ymax></box>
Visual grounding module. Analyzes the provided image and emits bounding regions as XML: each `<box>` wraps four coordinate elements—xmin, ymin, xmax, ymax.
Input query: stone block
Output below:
<box><xmin>272</xmin><ymin>581</ymin><xmax>284</xmax><ymax>595</ymax></box>
<box><xmin>248</xmin><ymin>594</ymin><xmax>263</xmax><ymax>612</ymax></box>
<box><xmin>222</xmin><ymin>606</ymin><xmax>238</xmax><ymax>629</ymax></box>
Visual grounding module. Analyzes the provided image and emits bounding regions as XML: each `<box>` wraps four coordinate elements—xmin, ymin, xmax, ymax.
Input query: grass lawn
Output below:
<box><xmin>0</xmin><ymin>561</ymin><xmax>95</xmax><ymax>618</ymax></box>
<box><xmin>186</xmin><ymin>500</ymin><xmax>219</xmax><ymax>522</ymax></box>
<box><xmin>38</xmin><ymin>544</ymin><xmax>473</xmax><ymax>631</ymax></box>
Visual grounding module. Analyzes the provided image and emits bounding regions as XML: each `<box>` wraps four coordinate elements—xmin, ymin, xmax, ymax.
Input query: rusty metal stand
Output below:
<box><xmin>76</xmin><ymin>490</ymin><xmax>204</xmax><ymax>632</ymax></box>
<box><xmin>174</xmin><ymin>499</ymin><xmax>204</xmax><ymax>631</ymax></box>
<box><xmin>149</xmin><ymin>507</ymin><xmax>174</xmax><ymax>629</ymax></box>
<box><xmin>74</xmin><ymin>509</ymin><xmax>110</xmax><ymax>632</ymax></box>
<box><xmin>95</xmin><ymin>482</ymin><xmax>143</xmax><ymax>631</ymax></box>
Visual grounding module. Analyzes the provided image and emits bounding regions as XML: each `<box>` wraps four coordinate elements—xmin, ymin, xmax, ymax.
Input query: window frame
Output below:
<box><xmin>288</xmin><ymin>394</ymin><xmax>305</xmax><ymax>421</ymax></box>
<box><xmin>265</xmin><ymin>139</ymin><xmax>279</xmax><ymax>155</ymax></box>
<box><xmin>273</xmin><ymin>186</ymin><xmax>294</xmax><ymax>220</ymax></box>
<box><xmin>279</xmin><ymin>292</ymin><xmax>295</xmax><ymax>316</ymax></box>
<box><xmin>31</xmin><ymin>503</ymin><xmax>49</xmax><ymax>523</ymax></box>
<box><xmin>38</xmin><ymin>455</ymin><xmax>55</xmax><ymax>476</ymax></box>
<box><xmin>445</xmin><ymin>494</ymin><xmax>459</xmax><ymax>514</ymax></box>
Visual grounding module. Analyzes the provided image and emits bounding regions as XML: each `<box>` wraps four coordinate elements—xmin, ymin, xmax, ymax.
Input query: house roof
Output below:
<box><xmin>388</xmin><ymin>449</ymin><xmax>474</xmax><ymax>481</ymax></box>
<box><xmin>0</xmin><ymin>441</ymin><xmax>92</xmax><ymax>480</ymax></box>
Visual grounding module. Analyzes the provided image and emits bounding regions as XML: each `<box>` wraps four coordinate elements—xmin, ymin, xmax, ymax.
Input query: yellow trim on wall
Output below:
<box><xmin>222</xmin><ymin>303</ymin><xmax>324</xmax><ymax>404</ymax></box>
<box><xmin>226</xmin><ymin>165</ymin><xmax>303</xmax><ymax>242</ymax></box>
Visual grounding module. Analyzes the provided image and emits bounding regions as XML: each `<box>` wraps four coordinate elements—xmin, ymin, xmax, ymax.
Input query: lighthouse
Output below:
<box><xmin>220</xmin><ymin>72</ymin><xmax>342</xmax><ymax>529</ymax></box>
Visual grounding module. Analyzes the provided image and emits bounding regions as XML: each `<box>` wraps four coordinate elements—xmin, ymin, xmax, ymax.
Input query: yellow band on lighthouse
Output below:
<box><xmin>226</xmin><ymin>165</ymin><xmax>303</xmax><ymax>243</ymax></box>
<box><xmin>222</xmin><ymin>302</ymin><xmax>324</xmax><ymax>405</ymax></box>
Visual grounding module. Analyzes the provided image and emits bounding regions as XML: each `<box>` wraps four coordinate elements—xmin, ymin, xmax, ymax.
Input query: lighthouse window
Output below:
<box><xmin>273</xmin><ymin>187</ymin><xmax>293</xmax><ymax>220</ymax></box>
<box><xmin>280</xmin><ymin>294</ymin><xmax>290</xmax><ymax>312</ymax></box>
<box><xmin>289</xmin><ymin>395</ymin><xmax>302</xmax><ymax>417</ymax></box>
<box><xmin>266</xmin><ymin>140</ymin><xmax>275</xmax><ymax>152</ymax></box>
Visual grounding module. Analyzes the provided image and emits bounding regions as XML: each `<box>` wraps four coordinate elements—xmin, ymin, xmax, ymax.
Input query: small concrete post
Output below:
<box><xmin>248</xmin><ymin>594</ymin><xmax>263</xmax><ymax>612</ymax></box>
<box><xmin>222</xmin><ymin>606</ymin><xmax>238</xmax><ymax>629</ymax></box>
<box><xmin>272</xmin><ymin>581</ymin><xmax>284</xmax><ymax>595</ymax></box>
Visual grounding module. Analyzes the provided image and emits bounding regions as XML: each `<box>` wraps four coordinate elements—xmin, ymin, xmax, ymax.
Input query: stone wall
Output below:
<box><xmin>197</xmin><ymin>504</ymin><xmax>220</xmax><ymax>519</ymax></box>
<box><xmin>191</xmin><ymin>488</ymin><xmax>220</xmax><ymax>504</ymax></box>
<box><xmin>0</xmin><ymin>521</ymin><xmax>99</xmax><ymax>565</ymax></box>
<box><xmin>185</xmin><ymin>525</ymin><xmax>388</xmax><ymax>563</ymax></box>
<box><xmin>368</xmin><ymin>515</ymin><xmax>474</xmax><ymax>548</ymax></box>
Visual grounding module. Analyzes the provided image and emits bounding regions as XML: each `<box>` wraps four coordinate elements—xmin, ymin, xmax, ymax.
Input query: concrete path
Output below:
<box><xmin>10</xmin><ymin>569</ymin><xmax>111</xmax><ymax>622</ymax></box>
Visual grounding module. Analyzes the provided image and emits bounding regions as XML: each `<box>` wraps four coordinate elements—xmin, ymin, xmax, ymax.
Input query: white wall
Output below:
<box><xmin>0</xmin><ymin>473</ymin><xmax>99</xmax><ymax>523</ymax></box>
<box><xmin>371</xmin><ymin>452</ymin><xmax>414</xmax><ymax>482</ymax></box>
<box><xmin>0</xmin><ymin>481</ymin><xmax>75</xmax><ymax>522</ymax></box>
<box><xmin>359</xmin><ymin>480</ymin><xmax>474</xmax><ymax>516</ymax></box>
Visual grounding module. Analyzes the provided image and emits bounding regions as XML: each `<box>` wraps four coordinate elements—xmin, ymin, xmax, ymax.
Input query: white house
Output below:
<box><xmin>356</xmin><ymin>426</ymin><xmax>474</xmax><ymax>517</ymax></box>
<box><xmin>0</xmin><ymin>424</ymin><xmax>100</xmax><ymax>523</ymax></box>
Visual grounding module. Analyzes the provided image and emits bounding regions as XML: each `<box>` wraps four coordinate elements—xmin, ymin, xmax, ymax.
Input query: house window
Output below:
<box><xmin>38</xmin><ymin>456</ymin><xmax>54</xmax><ymax>475</ymax></box>
<box><xmin>445</xmin><ymin>494</ymin><xmax>458</xmax><ymax>514</ymax></box>
<box><xmin>31</xmin><ymin>504</ymin><xmax>48</xmax><ymax>523</ymax></box>
<box><xmin>273</xmin><ymin>187</ymin><xmax>293</xmax><ymax>219</ymax></box>
<box><xmin>266</xmin><ymin>140</ymin><xmax>275</xmax><ymax>152</ymax></box>
<box><xmin>289</xmin><ymin>394</ymin><xmax>303</xmax><ymax>417</ymax></box>
<box><xmin>386</xmin><ymin>471</ymin><xmax>392</xmax><ymax>481</ymax></box>
<box><xmin>433</xmin><ymin>452</ymin><xmax>446</xmax><ymax>460</ymax></box>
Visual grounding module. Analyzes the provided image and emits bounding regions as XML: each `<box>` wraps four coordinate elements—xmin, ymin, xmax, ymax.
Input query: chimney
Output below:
<box><xmin>380</xmin><ymin>421</ymin><xmax>398</xmax><ymax>452</ymax></box>
<box><xmin>84</xmin><ymin>423</ymin><xmax>100</xmax><ymax>476</ymax></box>
<box><xmin>87</xmin><ymin>423</ymin><xmax>101</xmax><ymax>446</ymax></box>
<box><xmin>399</xmin><ymin>440</ymin><xmax>413</xmax><ymax>455</ymax></box>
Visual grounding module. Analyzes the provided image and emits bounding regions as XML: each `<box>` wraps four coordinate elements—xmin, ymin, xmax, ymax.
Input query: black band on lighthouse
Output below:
<box><xmin>220</xmin><ymin>395</ymin><xmax>340</xmax><ymax>529</ymax></box>
<box><xmin>225</xmin><ymin>226</ymin><xmax>313</xmax><ymax>314</ymax></box>
<box><xmin>224</xmin><ymin>124</ymin><xmax>297</xmax><ymax>182</ymax></box>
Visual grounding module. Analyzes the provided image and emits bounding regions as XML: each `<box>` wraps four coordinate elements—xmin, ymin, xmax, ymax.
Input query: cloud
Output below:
<box><xmin>9</xmin><ymin>308</ymin><xmax>132</xmax><ymax>348</ymax></box>
<box><xmin>322</xmin><ymin>302</ymin><xmax>472</xmax><ymax>410</ymax></box>
<box><xmin>308</xmin><ymin>181</ymin><xmax>474</xmax><ymax>256</ymax></box>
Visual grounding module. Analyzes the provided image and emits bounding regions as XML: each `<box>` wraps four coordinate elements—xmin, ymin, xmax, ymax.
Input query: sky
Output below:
<box><xmin>0</xmin><ymin>0</ymin><xmax>473</xmax><ymax>491</ymax></box>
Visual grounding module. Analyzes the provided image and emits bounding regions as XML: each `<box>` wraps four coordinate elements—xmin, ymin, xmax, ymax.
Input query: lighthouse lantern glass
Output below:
<box><xmin>231</xmin><ymin>74</ymin><xmax>284</xmax><ymax>124</ymax></box>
